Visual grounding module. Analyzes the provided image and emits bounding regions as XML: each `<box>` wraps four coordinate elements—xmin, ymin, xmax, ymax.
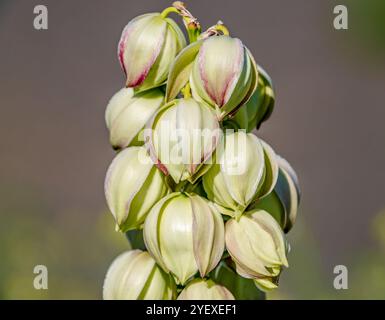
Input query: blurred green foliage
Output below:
<box><xmin>0</xmin><ymin>184</ymin><xmax>128</xmax><ymax>299</ymax></box>
<box><xmin>270</xmin><ymin>209</ymin><xmax>385</xmax><ymax>300</ymax></box>
<box><xmin>351</xmin><ymin>0</ymin><xmax>385</xmax><ymax>52</ymax></box>
<box><xmin>337</xmin><ymin>0</ymin><xmax>385</xmax><ymax>61</ymax></box>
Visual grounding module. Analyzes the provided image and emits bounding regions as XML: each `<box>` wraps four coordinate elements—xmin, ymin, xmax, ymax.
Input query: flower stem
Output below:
<box><xmin>160</xmin><ymin>7</ymin><xmax>180</xmax><ymax>19</ymax></box>
<box><xmin>163</xmin><ymin>2</ymin><xmax>201</xmax><ymax>43</ymax></box>
<box><xmin>176</xmin><ymin>2</ymin><xmax>202</xmax><ymax>43</ymax></box>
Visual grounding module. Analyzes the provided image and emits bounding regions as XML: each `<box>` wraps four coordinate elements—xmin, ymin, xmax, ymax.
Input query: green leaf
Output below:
<box><xmin>165</xmin><ymin>41</ymin><xmax>203</xmax><ymax>102</ymax></box>
<box><xmin>255</xmin><ymin>65</ymin><xmax>275</xmax><ymax>129</ymax></box>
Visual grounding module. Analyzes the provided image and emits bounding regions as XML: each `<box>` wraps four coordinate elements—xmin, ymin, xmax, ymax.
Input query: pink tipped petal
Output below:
<box><xmin>118</xmin><ymin>14</ymin><xmax>167</xmax><ymax>88</ymax></box>
<box><xmin>198</xmin><ymin>37</ymin><xmax>244</xmax><ymax>107</ymax></box>
<box><xmin>118</xmin><ymin>24</ymin><xmax>130</xmax><ymax>76</ymax></box>
<box><xmin>144</xmin><ymin>120</ymin><xmax>169</xmax><ymax>176</ymax></box>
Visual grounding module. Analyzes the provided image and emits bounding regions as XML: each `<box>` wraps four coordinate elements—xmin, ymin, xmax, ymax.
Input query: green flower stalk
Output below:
<box><xmin>104</xmin><ymin>146</ymin><xmax>169</xmax><ymax>232</ymax></box>
<box><xmin>143</xmin><ymin>193</ymin><xmax>224</xmax><ymax>285</ymax></box>
<box><xmin>103</xmin><ymin>250</ymin><xmax>176</xmax><ymax>300</ymax></box>
<box><xmin>190</xmin><ymin>36</ymin><xmax>258</xmax><ymax>120</ymax></box>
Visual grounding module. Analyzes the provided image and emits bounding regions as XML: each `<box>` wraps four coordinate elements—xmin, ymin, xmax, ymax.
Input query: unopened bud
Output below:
<box><xmin>104</xmin><ymin>146</ymin><xmax>169</xmax><ymax>232</ymax></box>
<box><xmin>225</xmin><ymin>209</ymin><xmax>288</xmax><ymax>289</ymax></box>
<box><xmin>190</xmin><ymin>36</ymin><xmax>258</xmax><ymax>120</ymax></box>
<box><xmin>143</xmin><ymin>193</ymin><xmax>224</xmax><ymax>284</ymax></box>
<box><xmin>103</xmin><ymin>250</ymin><xmax>176</xmax><ymax>300</ymax></box>
<box><xmin>105</xmin><ymin>88</ymin><xmax>164</xmax><ymax>150</ymax></box>
<box><xmin>203</xmin><ymin>132</ymin><xmax>278</xmax><ymax>217</ymax></box>
<box><xmin>118</xmin><ymin>13</ymin><xmax>186</xmax><ymax>91</ymax></box>
<box><xmin>146</xmin><ymin>98</ymin><xmax>220</xmax><ymax>184</ymax></box>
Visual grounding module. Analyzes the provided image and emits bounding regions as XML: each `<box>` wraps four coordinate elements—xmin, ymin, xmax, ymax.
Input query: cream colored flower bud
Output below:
<box><xmin>103</xmin><ymin>250</ymin><xmax>176</xmax><ymax>300</ymax></box>
<box><xmin>146</xmin><ymin>98</ymin><xmax>220</xmax><ymax>184</ymax></box>
<box><xmin>203</xmin><ymin>132</ymin><xmax>278</xmax><ymax>217</ymax></box>
<box><xmin>104</xmin><ymin>146</ymin><xmax>169</xmax><ymax>232</ymax></box>
<box><xmin>118</xmin><ymin>13</ymin><xmax>186</xmax><ymax>91</ymax></box>
<box><xmin>143</xmin><ymin>193</ymin><xmax>225</xmax><ymax>285</ymax></box>
<box><xmin>225</xmin><ymin>209</ymin><xmax>289</xmax><ymax>285</ymax></box>
<box><xmin>189</xmin><ymin>35</ymin><xmax>258</xmax><ymax>120</ymax></box>
<box><xmin>105</xmin><ymin>88</ymin><xmax>164</xmax><ymax>150</ymax></box>
<box><xmin>177</xmin><ymin>279</ymin><xmax>234</xmax><ymax>300</ymax></box>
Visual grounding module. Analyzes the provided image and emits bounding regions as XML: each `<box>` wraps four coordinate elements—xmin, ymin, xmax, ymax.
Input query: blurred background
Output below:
<box><xmin>0</xmin><ymin>0</ymin><xmax>384</xmax><ymax>299</ymax></box>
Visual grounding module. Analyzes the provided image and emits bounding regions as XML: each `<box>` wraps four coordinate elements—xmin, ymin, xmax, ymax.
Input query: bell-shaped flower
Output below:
<box><xmin>203</xmin><ymin>132</ymin><xmax>278</xmax><ymax>217</ymax></box>
<box><xmin>165</xmin><ymin>36</ymin><xmax>257</xmax><ymax>120</ymax></box>
<box><xmin>105</xmin><ymin>87</ymin><xmax>164</xmax><ymax>150</ymax></box>
<box><xmin>103</xmin><ymin>250</ymin><xmax>176</xmax><ymax>300</ymax></box>
<box><xmin>225</xmin><ymin>209</ymin><xmax>289</xmax><ymax>290</ymax></box>
<box><xmin>177</xmin><ymin>279</ymin><xmax>234</xmax><ymax>300</ymax></box>
<box><xmin>143</xmin><ymin>192</ymin><xmax>225</xmax><ymax>285</ymax></box>
<box><xmin>118</xmin><ymin>13</ymin><xmax>186</xmax><ymax>91</ymax></box>
<box><xmin>104</xmin><ymin>146</ymin><xmax>169</xmax><ymax>232</ymax></box>
<box><xmin>146</xmin><ymin>98</ymin><xmax>221</xmax><ymax>184</ymax></box>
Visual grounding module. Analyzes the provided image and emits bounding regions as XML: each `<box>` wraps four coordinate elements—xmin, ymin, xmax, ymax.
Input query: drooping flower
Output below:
<box><xmin>104</xmin><ymin>146</ymin><xmax>169</xmax><ymax>232</ymax></box>
<box><xmin>143</xmin><ymin>192</ymin><xmax>225</xmax><ymax>285</ymax></box>
<box><xmin>203</xmin><ymin>132</ymin><xmax>278</xmax><ymax>217</ymax></box>
<box><xmin>165</xmin><ymin>35</ymin><xmax>258</xmax><ymax>120</ymax></box>
<box><xmin>105</xmin><ymin>87</ymin><xmax>164</xmax><ymax>150</ymax></box>
<box><xmin>118</xmin><ymin>13</ymin><xmax>186</xmax><ymax>91</ymax></box>
<box><xmin>146</xmin><ymin>98</ymin><xmax>221</xmax><ymax>184</ymax></box>
<box><xmin>103</xmin><ymin>250</ymin><xmax>176</xmax><ymax>300</ymax></box>
<box><xmin>225</xmin><ymin>209</ymin><xmax>289</xmax><ymax>292</ymax></box>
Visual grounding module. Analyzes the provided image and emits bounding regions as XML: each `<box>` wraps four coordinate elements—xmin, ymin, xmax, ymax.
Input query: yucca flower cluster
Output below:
<box><xmin>103</xmin><ymin>2</ymin><xmax>300</xmax><ymax>300</ymax></box>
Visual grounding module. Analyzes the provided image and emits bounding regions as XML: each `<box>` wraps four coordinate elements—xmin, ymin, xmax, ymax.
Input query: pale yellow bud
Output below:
<box><xmin>225</xmin><ymin>209</ymin><xmax>289</xmax><ymax>284</ymax></box>
<box><xmin>118</xmin><ymin>13</ymin><xmax>186</xmax><ymax>91</ymax></box>
<box><xmin>105</xmin><ymin>88</ymin><xmax>164</xmax><ymax>150</ymax></box>
<box><xmin>103</xmin><ymin>250</ymin><xmax>176</xmax><ymax>300</ymax></box>
<box><xmin>143</xmin><ymin>193</ymin><xmax>225</xmax><ymax>284</ymax></box>
<box><xmin>104</xmin><ymin>146</ymin><xmax>169</xmax><ymax>232</ymax></box>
